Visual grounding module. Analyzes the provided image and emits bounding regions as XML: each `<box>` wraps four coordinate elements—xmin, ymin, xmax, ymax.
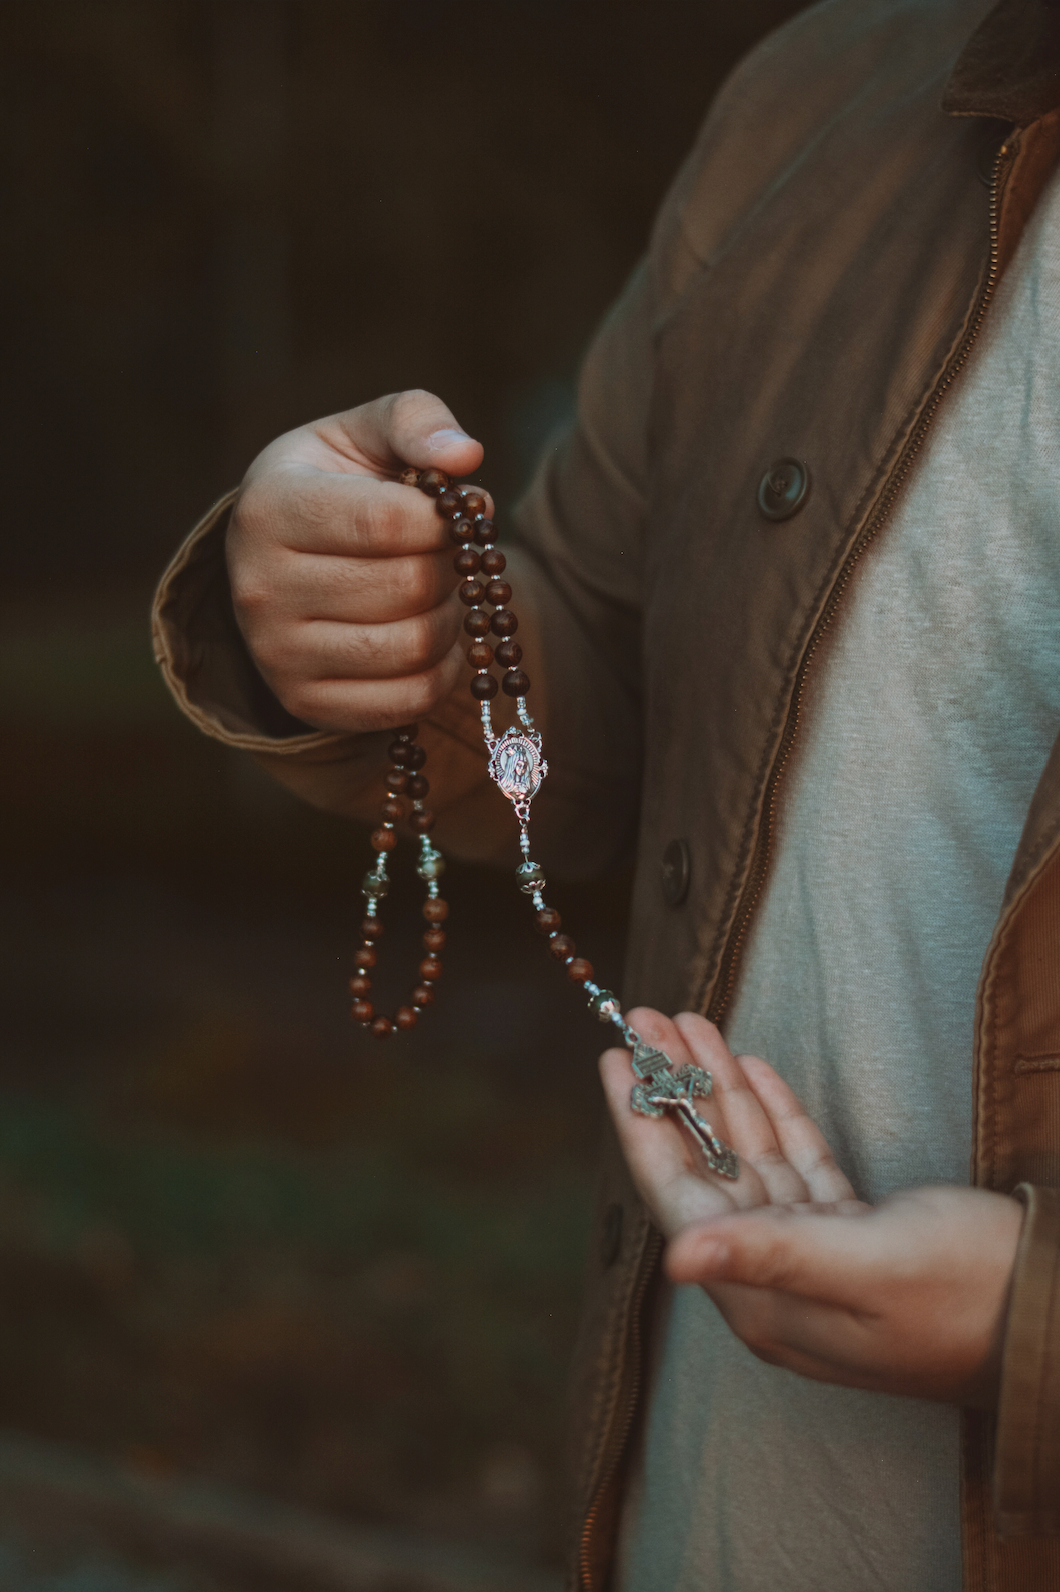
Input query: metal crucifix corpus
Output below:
<box><xmin>629</xmin><ymin>1040</ymin><xmax>740</xmax><ymax>1181</ymax></box>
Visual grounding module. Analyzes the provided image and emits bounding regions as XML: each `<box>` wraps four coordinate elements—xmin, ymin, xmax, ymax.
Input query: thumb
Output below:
<box><xmin>334</xmin><ymin>388</ymin><xmax>484</xmax><ymax>479</ymax></box>
<box><xmin>666</xmin><ymin>1203</ymin><xmax>871</xmax><ymax>1299</ymax></box>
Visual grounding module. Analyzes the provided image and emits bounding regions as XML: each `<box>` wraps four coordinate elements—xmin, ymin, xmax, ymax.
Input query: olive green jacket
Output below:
<box><xmin>154</xmin><ymin>0</ymin><xmax>1060</xmax><ymax>1584</ymax></box>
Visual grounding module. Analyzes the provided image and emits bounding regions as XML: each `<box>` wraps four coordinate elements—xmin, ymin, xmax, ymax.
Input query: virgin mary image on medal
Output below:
<box><xmin>488</xmin><ymin>730</ymin><xmax>547</xmax><ymax>803</ymax></box>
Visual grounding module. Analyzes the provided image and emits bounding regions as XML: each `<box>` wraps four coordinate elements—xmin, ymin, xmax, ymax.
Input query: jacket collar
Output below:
<box><xmin>944</xmin><ymin>0</ymin><xmax>1060</xmax><ymax>124</ymax></box>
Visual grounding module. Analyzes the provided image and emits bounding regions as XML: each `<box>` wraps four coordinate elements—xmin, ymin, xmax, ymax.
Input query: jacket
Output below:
<box><xmin>152</xmin><ymin>0</ymin><xmax>1060</xmax><ymax>1585</ymax></box>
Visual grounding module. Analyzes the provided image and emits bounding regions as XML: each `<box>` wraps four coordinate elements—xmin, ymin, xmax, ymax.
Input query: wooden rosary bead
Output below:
<box><xmin>349</xmin><ymin>973</ymin><xmax>372</xmax><ymax>996</ymax></box>
<box><xmin>361</xmin><ymin>917</ymin><xmax>385</xmax><ymax>940</ymax></box>
<box><xmin>355</xmin><ymin>944</ymin><xmax>378</xmax><ymax>969</ymax></box>
<box><xmin>419</xmin><ymin>955</ymin><xmax>443</xmax><ymax>981</ymax></box>
<box><xmin>536</xmin><ymin>907</ymin><xmax>561</xmax><ymax>934</ymax></box>
<box><xmin>481</xmin><ymin>548</ymin><xmax>506</xmax><ymax>575</ymax></box>
<box><xmin>371</xmin><ymin>1016</ymin><xmax>394</xmax><ymax>1039</ymax></box>
<box><xmin>418</xmin><ymin>468</ymin><xmax>448</xmax><ymax>496</ymax></box>
<box><xmin>454</xmin><ymin>548</ymin><xmax>481</xmax><ymax>576</ymax></box>
<box><xmin>395</xmin><ymin>1006</ymin><xmax>418</xmax><ymax>1030</ymax></box>
<box><xmin>436</xmin><ymin>487</ymin><xmax>464</xmax><ymax>518</ymax></box>
<box><xmin>466</xmin><ymin>641</ymin><xmax>494</xmax><ymax>669</ymax></box>
<box><xmin>567</xmin><ymin>957</ymin><xmax>594</xmax><ymax>984</ymax></box>
<box><xmin>490</xmin><ymin>608</ymin><xmax>518</xmax><ymax>637</ymax></box>
<box><xmin>460</xmin><ymin>488</ymin><xmax>488</xmax><ymax>519</ymax></box>
<box><xmin>371</xmin><ymin>827</ymin><xmax>397</xmax><ymax>852</ymax></box>
<box><xmin>386</xmin><ymin>768</ymin><xmax>409</xmax><ymax>793</ymax></box>
<box><xmin>398</xmin><ymin>466</ymin><xmax>421</xmax><ymax>487</ymax></box>
<box><xmin>459</xmin><ymin>579</ymin><xmax>485</xmax><ymax>606</ymax></box>
<box><xmin>410</xmin><ymin>808</ymin><xmax>435</xmax><ymax>833</ymax></box>
<box><xmin>381</xmin><ymin>798</ymin><xmax>404</xmax><ymax>822</ymax></box>
<box><xmin>494</xmin><ymin>639</ymin><xmax>522</xmax><ymax>667</ymax></box>
<box><xmin>388</xmin><ymin>740</ymin><xmax>413</xmax><ymax>765</ymax></box>
<box><xmin>485</xmin><ymin>579</ymin><xmax>512</xmax><ymax>606</ymax></box>
<box><xmin>472</xmin><ymin>517</ymin><xmax>495</xmax><ymax>546</ymax></box>
<box><xmin>549</xmin><ymin>934</ymin><xmax>576</xmax><ymax>961</ymax></box>
<box><xmin>423</xmin><ymin>898</ymin><xmax>449</xmax><ymax>922</ymax></box>
<box><xmin>502</xmin><ymin>668</ymin><xmax>531</xmax><ymax>697</ymax></box>
<box><xmin>450</xmin><ymin>516</ymin><xmax>475</xmax><ymax>545</ymax></box>
<box><xmin>471</xmin><ymin>673</ymin><xmax>499</xmax><ymax>700</ymax></box>
<box><xmin>411</xmin><ymin>983</ymin><xmax>435</xmax><ymax>1006</ymax></box>
<box><xmin>423</xmin><ymin>927</ymin><xmax>446</xmax><ymax>952</ymax></box>
<box><xmin>404</xmin><ymin>744</ymin><xmax>427</xmax><ymax>770</ymax></box>
<box><xmin>351</xmin><ymin>998</ymin><xmax>374</xmax><ymax>1023</ymax></box>
<box><xmin>464</xmin><ymin>608</ymin><xmax>491</xmax><ymax>638</ymax></box>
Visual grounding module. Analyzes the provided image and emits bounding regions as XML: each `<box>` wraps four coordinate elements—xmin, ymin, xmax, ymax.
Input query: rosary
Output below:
<box><xmin>347</xmin><ymin>467</ymin><xmax>738</xmax><ymax>1182</ymax></box>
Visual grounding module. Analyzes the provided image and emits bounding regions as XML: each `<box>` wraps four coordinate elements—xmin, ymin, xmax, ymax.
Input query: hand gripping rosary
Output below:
<box><xmin>347</xmin><ymin>467</ymin><xmax>739</xmax><ymax>1182</ymax></box>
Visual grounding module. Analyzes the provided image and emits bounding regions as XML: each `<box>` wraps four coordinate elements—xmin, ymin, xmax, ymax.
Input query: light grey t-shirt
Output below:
<box><xmin>616</xmin><ymin>163</ymin><xmax>1060</xmax><ymax>1591</ymax></box>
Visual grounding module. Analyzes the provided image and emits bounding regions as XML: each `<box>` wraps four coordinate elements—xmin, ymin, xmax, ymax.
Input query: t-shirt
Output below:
<box><xmin>615</xmin><ymin>160</ymin><xmax>1060</xmax><ymax>1592</ymax></box>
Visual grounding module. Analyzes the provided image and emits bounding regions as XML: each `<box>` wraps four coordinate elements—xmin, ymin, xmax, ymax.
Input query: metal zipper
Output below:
<box><xmin>706</xmin><ymin>135</ymin><xmax>1013</xmax><ymax>1026</ymax></box>
<box><xmin>573</xmin><ymin>132</ymin><xmax>1017</xmax><ymax>1592</ymax></box>
<box><xmin>576</xmin><ymin>1228</ymin><xmax>664</xmax><ymax>1591</ymax></box>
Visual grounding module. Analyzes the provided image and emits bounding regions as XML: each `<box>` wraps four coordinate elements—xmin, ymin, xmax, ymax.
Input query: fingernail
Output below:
<box><xmin>427</xmin><ymin>428</ymin><xmax>472</xmax><ymax>452</ymax></box>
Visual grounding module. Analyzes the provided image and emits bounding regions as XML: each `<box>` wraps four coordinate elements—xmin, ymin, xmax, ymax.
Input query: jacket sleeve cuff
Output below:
<box><xmin>150</xmin><ymin>489</ymin><xmax>344</xmax><ymax>755</ymax></box>
<box><xmin>994</xmin><ymin>1182</ymin><xmax>1060</xmax><ymax>1533</ymax></box>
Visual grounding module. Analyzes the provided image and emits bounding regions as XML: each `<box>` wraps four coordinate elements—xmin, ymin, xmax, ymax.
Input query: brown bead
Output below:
<box><xmin>395</xmin><ymin>1006</ymin><xmax>418</xmax><ymax>1031</ymax></box>
<box><xmin>502</xmin><ymin>668</ymin><xmax>531</xmax><ymax>697</ymax></box>
<box><xmin>349</xmin><ymin>973</ymin><xmax>372</xmax><ymax>996</ymax></box>
<box><xmin>411</xmin><ymin>983</ymin><xmax>435</xmax><ymax>1007</ymax></box>
<box><xmin>418</xmin><ymin>468</ymin><xmax>448</xmax><ymax>497</ymax></box>
<box><xmin>398</xmin><ymin>466</ymin><xmax>421</xmax><ymax>487</ymax></box>
<box><xmin>436</xmin><ymin>487</ymin><xmax>464</xmax><ymax>518</ymax></box>
<box><xmin>406</xmin><ymin>773</ymin><xmax>429</xmax><ymax>799</ymax></box>
<box><xmin>464</xmin><ymin>608</ymin><xmax>491</xmax><ymax>638</ymax></box>
<box><xmin>481</xmin><ymin>548</ymin><xmax>506</xmax><ymax>576</ymax></box>
<box><xmin>371</xmin><ymin>1016</ymin><xmax>394</xmax><ymax>1039</ymax></box>
<box><xmin>549</xmin><ymin>934</ymin><xmax>576</xmax><ymax>961</ymax></box>
<box><xmin>459</xmin><ymin>579</ymin><xmax>485</xmax><ymax>607</ymax></box>
<box><xmin>371</xmin><ymin>826</ymin><xmax>396</xmax><ymax>852</ymax></box>
<box><xmin>466</xmin><ymin>641</ymin><xmax>494</xmax><ymax>669</ymax></box>
<box><xmin>536</xmin><ymin>907</ymin><xmax>561</xmax><ymax>935</ymax></box>
<box><xmin>494</xmin><ymin>639</ymin><xmax>522</xmax><ymax>668</ymax></box>
<box><xmin>485</xmin><ymin>579</ymin><xmax>512</xmax><ymax>606</ymax></box>
<box><xmin>410</xmin><ymin>807</ymin><xmax>435</xmax><ymax>833</ymax></box>
<box><xmin>454</xmin><ymin>548</ymin><xmax>481</xmax><ymax>576</ymax></box>
<box><xmin>419</xmin><ymin>955</ymin><xmax>443</xmax><ymax>982</ymax></box>
<box><xmin>351</xmin><ymin>998</ymin><xmax>374</xmax><ymax>1023</ymax></box>
<box><xmin>388</xmin><ymin>740</ymin><xmax>413</xmax><ymax>765</ymax></box>
<box><xmin>470</xmin><ymin>673</ymin><xmax>498</xmax><ymax>700</ymax></box>
<box><xmin>404</xmin><ymin>744</ymin><xmax>427</xmax><ymax>770</ymax></box>
<box><xmin>423</xmin><ymin>927</ymin><xmax>446</xmax><ymax>952</ymax></box>
<box><xmin>449</xmin><ymin>516</ymin><xmax>475</xmax><ymax>545</ymax></box>
<box><xmin>490</xmin><ymin>608</ymin><xmax>518</xmax><ymax>638</ymax></box>
<box><xmin>385</xmin><ymin>768</ymin><xmax>409</xmax><ymax>793</ymax></box>
<box><xmin>381</xmin><ymin>797</ymin><xmax>403</xmax><ymax>822</ymax></box>
<box><xmin>355</xmin><ymin>943</ymin><xmax>378</xmax><ymax>969</ymax></box>
<box><xmin>361</xmin><ymin>917</ymin><xmax>385</xmax><ymax>940</ymax></box>
<box><xmin>472</xmin><ymin>516</ymin><xmax>496</xmax><ymax>546</ymax></box>
<box><xmin>423</xmin><ymin>898</ymin><xmax>449</xmax><ymax>922</ymax></box>
<box><xmin>460</xmin><ymin>488</ymin><xmax>488</xmax><ymax>519</ymax></box>
<box><xmin>567</xmin><ymin>958</ymin><xmax>594</xmax><ymax>984</ymax></box>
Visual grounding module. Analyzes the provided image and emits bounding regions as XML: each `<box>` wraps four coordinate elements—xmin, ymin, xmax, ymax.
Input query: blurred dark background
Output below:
<box><xmin>0</xmin><ymin>3</ymin><xmax>804</xmax><ymax>1586</ymax></box>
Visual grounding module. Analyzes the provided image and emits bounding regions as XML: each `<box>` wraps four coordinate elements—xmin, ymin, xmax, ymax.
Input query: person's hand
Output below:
<box><xmin>226</xmin><ymin>391</ymin><xmax>488</xmax><ymax>733</ymax></box>
<box><xmin>601</xmin><ymin>1010</ymin><xmax>1024</xmax><ymax>1409</ymax></box>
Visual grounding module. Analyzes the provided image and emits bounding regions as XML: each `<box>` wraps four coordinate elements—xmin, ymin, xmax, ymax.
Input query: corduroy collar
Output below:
<box><xmin>944</xmin><ymin>0</ymin><xmax>1060</xmax><ymax>124</ymax></box>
